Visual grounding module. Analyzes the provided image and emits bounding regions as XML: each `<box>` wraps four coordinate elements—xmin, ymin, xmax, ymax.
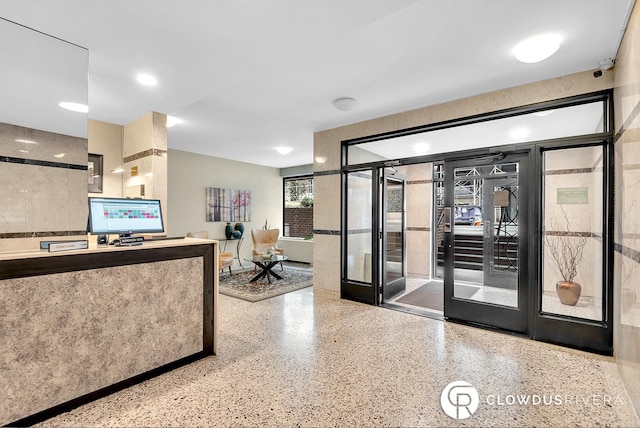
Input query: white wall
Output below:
<box><xmin>167</xmin><ymin>149</ymin><xmax>283</xmax><ymax>263</ymax></box>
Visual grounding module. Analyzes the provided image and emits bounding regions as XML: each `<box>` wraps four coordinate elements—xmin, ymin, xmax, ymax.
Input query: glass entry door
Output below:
<box><xmin>443</xmin><ymin>153</ymin><xmax>529</xmax><ymax>333</ymax></box>
<box><xmin>381</xmin><ymin>169</ymin><xmax>406</xmax><ymax>302</ymax></box>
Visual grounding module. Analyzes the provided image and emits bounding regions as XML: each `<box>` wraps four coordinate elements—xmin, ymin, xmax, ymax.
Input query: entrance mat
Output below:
<box><xmin>219</xmin><ymin>267</ymin><xmax>313</xmax><ymax>302</ymax></box>
<box><xmin>395</xmin><ymin>281</ymin><xmax>479</xmax><ymax>312</ymax></box>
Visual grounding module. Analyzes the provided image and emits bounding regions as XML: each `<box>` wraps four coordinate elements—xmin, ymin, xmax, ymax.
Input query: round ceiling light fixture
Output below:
<box><xmin>332</xmin><ymin>97</ymin><xmax>358</xmax><ymax>111</ymax></box>
<box><xmin>513</xmin><ymin>34</ymin><xmax>562</xmax><ymax>63</ymax></box>
<box><xmin>275</xmin><ymin>146</ymin><xmax>293</xmax><ymax>155</ymax></box>
<box><xmin>166</xmin><ymin>115</ymin><xmax>183</xmax><ymax>128</ymax></box>
<box><xmin>136</xmin><ymin>73</ymin><xmax>158</xmax><ymax>86</ymax></box>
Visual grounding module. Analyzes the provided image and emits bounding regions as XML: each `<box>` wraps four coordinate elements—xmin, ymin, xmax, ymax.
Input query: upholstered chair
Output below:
<box><xmin>251</xmin><ymin>228</ymin><xmax>284</xmax><ymax>271</ymax></box>
<box><xmin>187</xmin><ymin>231</ymin><xmax>234</xmax><ymax>275</ymax></box>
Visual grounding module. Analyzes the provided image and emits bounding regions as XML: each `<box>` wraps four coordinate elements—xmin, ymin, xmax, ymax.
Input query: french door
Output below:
<box><xmin>342</xmin><ymin>167</ymin><xmax>406</xmax><ymax>304</ymax></box>
<box><xmin>443</xmin><ymin>153</ymin><xmax>529</xmax><ymax>333</ymax></box>
<box><xmin>380</xmin><ymin>169</ymin><xmax>406</xmax><ymax>302</ymax></box>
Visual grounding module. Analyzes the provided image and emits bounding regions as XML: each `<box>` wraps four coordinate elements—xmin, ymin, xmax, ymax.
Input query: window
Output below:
<box><xmin>283</xmin><ymin>176</ymin><xmax>313</xmax><ymax>238</ymax></box>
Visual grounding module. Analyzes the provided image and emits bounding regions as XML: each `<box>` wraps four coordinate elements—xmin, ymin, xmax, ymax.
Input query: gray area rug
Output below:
<box><xmin>395</xmin><ymin>281</ymin><xmax>479</xmax><ymax>311</ymax></box>
<box><xmin>219</xmin><ymin>267</ymin><xmax>313</xmax><ymax>302</ymax></box>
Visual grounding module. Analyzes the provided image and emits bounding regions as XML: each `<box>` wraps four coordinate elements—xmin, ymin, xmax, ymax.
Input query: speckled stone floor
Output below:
<box><xmin>36</xmin><ymin>287</ymin><xmax>639</xmax><ymax>427</ymax></box>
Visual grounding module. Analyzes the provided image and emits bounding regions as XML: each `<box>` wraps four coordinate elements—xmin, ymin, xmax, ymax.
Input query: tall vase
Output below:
<box><xmin>225</xmin><ymin>223</ymin><xmax>233</xmax><ymax>239</ymax></box>
<box><xmin>234</xmin><ymin>222</ymin><xmax>244</xmax><ymax>237</ymax></box>
<box><xmin>556</xmin><ymin>281</ymin><xmax>581</xmax><ymax>306</ymax></box>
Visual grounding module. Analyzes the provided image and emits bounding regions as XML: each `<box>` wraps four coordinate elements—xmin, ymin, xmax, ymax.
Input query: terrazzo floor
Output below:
<box><xmin>36</xmin><ymin>287</ymin><xmax>639</xmax><ymax>427</ymax></box>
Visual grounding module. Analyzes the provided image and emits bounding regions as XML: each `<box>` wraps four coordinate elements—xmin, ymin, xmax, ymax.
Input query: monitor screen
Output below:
<box><xmin>88</xmin><ymin>197</ymin><xmax>164</xmax><ymax>236</ymax></box>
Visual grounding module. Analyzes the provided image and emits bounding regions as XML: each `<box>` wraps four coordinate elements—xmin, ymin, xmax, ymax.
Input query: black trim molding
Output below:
<box><xmin>312</xmin><ymin>229</ymin><xmax>341</xmax><ymax>235</ymax></box>
<box><xmin>0</xmin><ymin>231</ymin><xmax>87</xmax><ymax>239</ymax></box>
<box><xmin>0</xmin><ymin>155</ymin><xmax>87</xmax><ymax>170</ymax></box>
<box><xmin>314</xmin><ymin>169</ymin><xmax>341</xmax><ymax>176</ymax></box>
<box><xmin>616</xmin><ymin>242</ymin><xmax>640</xmax><ymax>264</ymax></box>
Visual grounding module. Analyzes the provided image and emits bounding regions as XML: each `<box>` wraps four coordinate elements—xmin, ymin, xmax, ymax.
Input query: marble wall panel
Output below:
<box><xmin>314</xmin><ymin>128</ymin><xmax>344</xmax><ymax>172</ymax></box>
<box><xmin>313</xmin><ymin>174</ymin><xmax>341</xmax><ymax>231</ymax></box>
<box><xmin>0</xmin><ymin>257</ymin><xmax>203</xmax><ymax>425</ymax></box>
<box><xmin>0</xmin><ymin>122</ymin><xmax>88</xmax><ymax>246</ymax></box>
<box><xmin>313</xmin><ymin>234</ymin><xmax>341</xmax><ymax>293</ymax></box>
<box><xmin>407</xmin><ymin>230</ymin><xmax>430</xmax><ymax>277</ymax></box>
<box><xmin>407</xmin><ymin>182</ymin><xmax>431</xmax><ymax>228</ymax></box>
<box><xmin>0</xmin><ymin>123</ymin><xmax>86</xmax><ymax>166</ymax></box>
<box><xmin>614</xmin><ymin>0</ymin><xmax>640</xmax><ymax>416</ymax></box>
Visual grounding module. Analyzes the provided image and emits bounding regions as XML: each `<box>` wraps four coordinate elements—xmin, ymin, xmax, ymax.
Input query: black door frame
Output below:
<box><xmin>443</xmin><ymin>152</ymin><xmax>530</xmax><ymax>334</ymax></box>
<box><xmin>339</xmin><ymin>91</ymin><xmax>614</xmax><ymax>354</ymax></box>
<box><xmin>531</xmin><ymin>138</ymin><xmax>614</xmax><ymax>355</ymax></box>
<box><xmin>381</xmin><ymin>168</ymin><xmax>407</xmax><ymax>302</ymax></box>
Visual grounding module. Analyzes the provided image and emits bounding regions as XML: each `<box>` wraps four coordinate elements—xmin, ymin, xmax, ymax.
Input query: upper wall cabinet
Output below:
<box><xmin>0</xmin><ymin>18</ymin><xmax>88</xmax><ymax>139</ymax></box>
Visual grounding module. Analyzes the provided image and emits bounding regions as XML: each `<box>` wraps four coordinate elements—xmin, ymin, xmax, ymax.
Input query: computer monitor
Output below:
<box><xmin>88</xmin><ymin>197</ymin><xmax>164</xmax><ymax>237</ymax></box>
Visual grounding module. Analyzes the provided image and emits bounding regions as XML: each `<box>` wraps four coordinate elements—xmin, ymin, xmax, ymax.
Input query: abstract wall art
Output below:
<box><xmin>206</xmin><ymin>187</ymin><xmax>252</xmax><ymax>222</ymax></box>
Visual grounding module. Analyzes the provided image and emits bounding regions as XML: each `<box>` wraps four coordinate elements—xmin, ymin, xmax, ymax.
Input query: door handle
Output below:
<box><xmin>444</xmin><ymin>207</ymin><xmax>452</xmax><ymax>232</ymax></box>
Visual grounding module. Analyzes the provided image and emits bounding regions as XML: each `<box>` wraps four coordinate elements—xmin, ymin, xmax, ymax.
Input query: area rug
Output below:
<box><xmin>219</xmin><ymin>267</ymin><xmax>313</xmax><ymax>302</ymax></box>
<box><xmin>395</xmin><ymin>281</ymin><xmax>479</xmax><ymax>311</ymax></box>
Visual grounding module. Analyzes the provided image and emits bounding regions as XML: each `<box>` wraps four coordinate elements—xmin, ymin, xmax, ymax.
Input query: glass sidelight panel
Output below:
<box><xmin>346</xmin><ymin>171</ymin><xmax>374</xmax><ymax>284</ymax></box>
<box><xmin>542</xmin><ymin>146</ymin><xmax>604</xmax><ymax>320</ymax></box>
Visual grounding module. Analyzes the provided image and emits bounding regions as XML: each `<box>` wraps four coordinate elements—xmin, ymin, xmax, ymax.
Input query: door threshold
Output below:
<box><xmin>381</xmin><ymin>302</ymin><xmax>444</xmax><ymax>321</ymax></box>
<box><xmin>446</xmin><ymin>316</ymin><xmax>529</xmax><ymax>339</ymax></box>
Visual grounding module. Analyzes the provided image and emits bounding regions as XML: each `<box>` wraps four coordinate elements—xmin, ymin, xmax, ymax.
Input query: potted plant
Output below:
<box><xmin>544</xmin><ymin>207</ymin><xmax>589</xmax><ymax>306</ymax></box>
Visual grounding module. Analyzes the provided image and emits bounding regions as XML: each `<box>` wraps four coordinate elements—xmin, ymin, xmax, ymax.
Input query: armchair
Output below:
<box><xmin>187</xmin><ymin>230</ymin><xmax>233</xmax><ymax>275</ymax></box>
<box><xmin>251</xmin><ymin>228</ymin><xmax>284</xmax><ymax>271</ymax></box>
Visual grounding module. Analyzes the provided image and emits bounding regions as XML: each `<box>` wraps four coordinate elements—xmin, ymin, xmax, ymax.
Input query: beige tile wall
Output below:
<box><xmin>613</xmin><ymin>0</ymin><xmax>640</xmax><ymax>415</ymax></box>
<box><xmin>0</xmin><ymin>122</ymin><xmax>88</xmax><ymax>251</ymax></box>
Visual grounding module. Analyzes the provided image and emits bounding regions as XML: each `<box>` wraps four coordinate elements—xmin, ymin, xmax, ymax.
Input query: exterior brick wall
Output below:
<box><xmin>284</xmin><ymin>207</ymin><xmax>314</xmax><ymax>238</ymax></box>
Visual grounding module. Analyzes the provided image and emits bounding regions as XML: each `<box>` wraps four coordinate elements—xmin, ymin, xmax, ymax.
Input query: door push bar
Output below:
<box><xmin>443</xmin><ymin>207</ymin><xmax>452</xmax><ymax>233</ymax></box>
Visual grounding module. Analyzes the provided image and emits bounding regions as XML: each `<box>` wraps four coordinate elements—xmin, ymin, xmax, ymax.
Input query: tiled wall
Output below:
<box><xmin>402</xmin><ymin>164</ymin><xmax>432</xmax><ymax>278</ymax></box>
<box><xmin>123</xmin><ymin>112</ymin><xmax>168</xmax><ymax>225</ymax></box>
<box><xmin>313</xmin><ymin>69</ymin><xmax>613</xmax><ymax>294</ymax></box>
<box><xmin>613</xmin><ymin>0</ymin><xmax>640</xmax><ymax>415</ymax></box>
<box><xmin>0</xmin><ymin>123</ymin><xmax>88</xmax><ymax>252</ymax></box>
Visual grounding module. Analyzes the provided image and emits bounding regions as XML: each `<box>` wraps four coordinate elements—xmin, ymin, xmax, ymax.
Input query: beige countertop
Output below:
<box><xmin>0</xmin><ymin>237</ymin><xmax>216</xmax><ymax>261</ymax></box>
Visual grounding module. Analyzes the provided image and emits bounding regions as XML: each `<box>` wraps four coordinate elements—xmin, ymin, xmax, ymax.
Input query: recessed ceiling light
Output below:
<box><xmin>15</xmin><ymin>139</ymin><xmax>38</xmax><ymax>144</ymax></box>
<box><xmin>166</xmin><ymin>116</ymin><xmax>183</xmax><ymax>127</ymax></box>
<box><xmin>53</xmin><ymin>153</ymin><xmax>65</xmax><ymax>158</ymax></box>
<box><xmin>513</xmin><ymin>34</ymin><xmax>562</xmax><ymax>63</ymax></box>
<box><xmin>333</xmin><ymin>97</ymin><xmax>358</xmax><ymax>111</ymax></box>
<box><xmin>510</xmin><ymin>127</ymin><xmax>530</xmax><ymax>140</ymax></box>
<box><xmin>413</xmin><ymin>142</ymin><xmax>430</xmax><ymax>154</ymax></box>
<box><xmin>136</xmin><ymin>73</ymin><xmax>157</xmax><ymax>86</ymax></box>
<box><xmin>315</xmin><ymin>156</ymin><xmax>327</xmax><ymax>164</ymax></box>
<box><xmin>275</xmin><ymin>146</ymin><xmax>293</xmax><ymax>155</ymax></box>
<box><xmin>59</xmin><ymin>102</ymin><xmax>89</xmax><ymax>113</ymax></box>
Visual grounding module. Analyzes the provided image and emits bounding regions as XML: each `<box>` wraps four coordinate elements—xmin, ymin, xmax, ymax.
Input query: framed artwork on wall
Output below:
<box><xmin>88</xmin><ymin>153</ymin><xmax>103</xmax><ymax>193</ymax></box>
<box><xmin>206</xmin><ymin>187</ymin><xmax>252</xmax><ymax>222</ymax></box>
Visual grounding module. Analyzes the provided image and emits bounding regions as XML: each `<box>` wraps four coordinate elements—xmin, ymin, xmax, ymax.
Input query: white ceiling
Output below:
<box><xmin>0</xmin><ymin>1</ymin><xmax>635</xmax><ymax>168</ymax></box>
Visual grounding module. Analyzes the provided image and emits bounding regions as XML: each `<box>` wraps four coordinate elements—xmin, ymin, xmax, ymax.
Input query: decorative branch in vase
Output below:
<box><xmin>544</xmin><ymin>206</ymin><xmax>590</xmax><ymax>306</ymax></box>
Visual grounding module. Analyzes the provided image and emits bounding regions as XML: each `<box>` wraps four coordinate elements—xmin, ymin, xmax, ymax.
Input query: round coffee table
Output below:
<box><xmin>244</xmin><ymin>254</ymin><xmax>288</xmax><ymax>283</ymax></box>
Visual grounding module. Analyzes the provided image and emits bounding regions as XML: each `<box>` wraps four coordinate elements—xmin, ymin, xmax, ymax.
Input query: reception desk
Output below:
<box><xmin>0</xmin><ymin>238</ymin><xmax>217</xmax><ymax>426</ymax></box>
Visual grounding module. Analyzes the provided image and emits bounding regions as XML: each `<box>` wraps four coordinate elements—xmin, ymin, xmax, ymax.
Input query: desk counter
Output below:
<box><xmin>0</xmin><ymin>237</ymin><xmax>218</xmax><ymax>426</ymax></box>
